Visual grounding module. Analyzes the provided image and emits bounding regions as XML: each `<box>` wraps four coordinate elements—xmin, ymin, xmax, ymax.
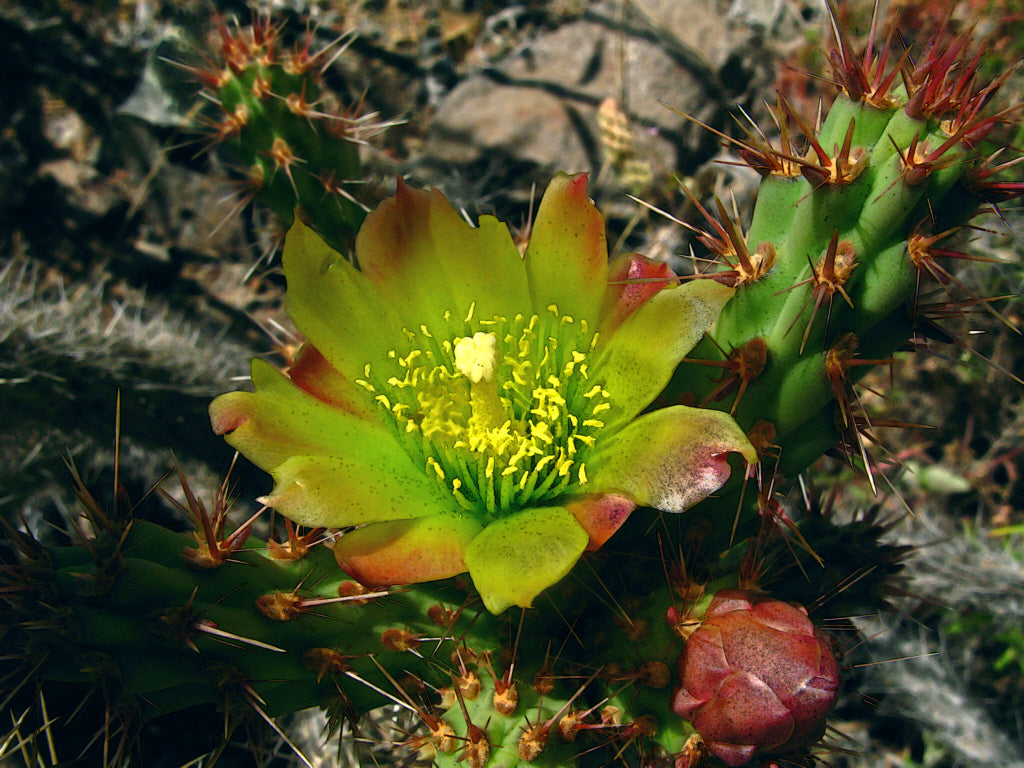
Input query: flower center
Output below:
<box><xmin>357</xmin><ymin>304</ymin><xmax>613</xmax><ymax>519</ymax></box>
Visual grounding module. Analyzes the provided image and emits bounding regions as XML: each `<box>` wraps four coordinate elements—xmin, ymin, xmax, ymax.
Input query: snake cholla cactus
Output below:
<box><xmin>654</xmin><ymin>7</ymin><xmax>1023</xmax><ymax>762</ymax></box>
<box><xmin>192</xmin><ymin>13</ymin><xmax>379</xmax><ymax>253</ymax></box>
<box><xmin>0</xmin><ymin>7</ymin><xmax>1020</xmax><ymax>768</ymax></box>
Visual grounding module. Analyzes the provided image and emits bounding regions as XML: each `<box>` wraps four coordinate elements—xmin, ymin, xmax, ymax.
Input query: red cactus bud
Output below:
<box><xmin>672</xmin><ymin>590</ymin><xmax>841</xmax><ymax>766</ymax></box>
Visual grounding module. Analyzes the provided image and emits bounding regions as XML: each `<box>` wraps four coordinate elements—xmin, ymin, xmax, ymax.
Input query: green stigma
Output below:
<box><xmin>357</xmin><ymin>304</ymin><xmax>613</xmax><ymax>519</ymax></box>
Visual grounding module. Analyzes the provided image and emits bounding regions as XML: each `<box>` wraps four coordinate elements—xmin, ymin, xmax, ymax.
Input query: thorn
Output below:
<box><xmin>907</xmin><ymin>228</ymin><xmax>1021</xmax><ymax>334</ymax></box>
<box><xmin>266</xmin><ymin>517</ymin><xmax>327</xmax><ymax>561</ymax></box>
<box><xmin>682</xmin><ymin>337</ymin><xmax>768</xmax><ymax>414</ymax></box>
<box><xmin>241</xmin><ymin>684</ymin><xmax>316</xmax><ymax>768</ymax></box>
<box><xmin>781</xmin><ymin>231</ymin><xmax>858</xmax><ymax>355</ymax></box>
<box><xmin>192</xmin><ymin>618</ymin><xmax>287</xmax><ymax>653</ymax></box>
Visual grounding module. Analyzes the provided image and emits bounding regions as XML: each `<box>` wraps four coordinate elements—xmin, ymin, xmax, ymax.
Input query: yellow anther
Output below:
<box><xmin>583</xmin><ymin>385</ymin><xmax>603</xmax><ymax>398</ymax></box>
<box><xmin>517</xmin><ymin>471</ymin><xmax>531</xmax><ymax>491</ymax></box>
<box><xmin>592</xmin><ymin>402</ymin><xmax>612</xmax><ymax>414</ymax></box>
<box><xmin>582</xmin><ymin>418</ymin><xmax>605</xmax><ymax>429</ymax></box>
<box><xmin>531</xmin><ymin>422</ymin><xmax>553</xmax><ymax>444</ymax></box>
<box><xmin>534</xmin><ymin>454</ymin><xmax>554</xmax><ymax>472</ymax></box>
<box><xmin>578</xmin><ymin>464</ymin><xmax>588</xmax><ymax>484</ymax></box>
<box><xmin>512</xmin><ymin>364</ymin><xmax>529</xmax><ymax>386</ymax></box>
<box><xmin>427</xmin><ymin>457</ymin><xmax>446</xmax><ymax>480</ymax></box>
<box><xmin>563</xmin><ymin>351</ymin><xmax>587</xmax><ymax>376</ymax></box>
<box><xmin>464</xmin><ymin>301</ymin><xmax>476</xmax><ymax>323</ymax></box>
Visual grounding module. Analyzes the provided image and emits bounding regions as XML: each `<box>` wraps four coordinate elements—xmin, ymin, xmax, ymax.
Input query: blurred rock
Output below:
<box><xmin>424</xmin><ymin>0</ymin><xmax>767</xmax><ymax>184</ymax></box>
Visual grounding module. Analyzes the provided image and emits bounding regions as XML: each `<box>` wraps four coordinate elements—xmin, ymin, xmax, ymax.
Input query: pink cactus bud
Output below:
<box><xmin>672</xmin><ymin>589</ymin><xmax>841</xmax><ymax>766</ymax></box>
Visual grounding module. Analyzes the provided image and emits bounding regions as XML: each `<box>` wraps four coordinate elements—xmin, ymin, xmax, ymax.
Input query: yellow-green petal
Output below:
<box><xmin>264</xmin><ymin>454</ymin><xmax>460</xmax><ymax>529</ymax></box>
<box><xmin>210</xmin><ymin>359</ymin><xmax>395</xmax><ymax>472</ymax></box>
<box><xmin>595</xmin><ymin>279</ymin><xmax>735</xmax><ymax>423</ymax></box>
<box><xmin>464</xmin><ymin>506</ymin><xmax>589</xmax><ymax>614</ymax></box>
<box><xmin>355</xmin><ymin>181</ymin><xmax>531</xmax><ymax>331</ymax></box>
<box><xmin>588</xmin><ymin>405</ymin><xmax>756</xmax><ymax>512</ymax></box>
<box><xmin>283</xmin><ymin>217</ymin><xmax>405</xmax><ymax>382</ymax></box>
<box><xmin>524</xmin><ymin>173</ymin><xmax>609</xmax><ymax>327</ymax></box>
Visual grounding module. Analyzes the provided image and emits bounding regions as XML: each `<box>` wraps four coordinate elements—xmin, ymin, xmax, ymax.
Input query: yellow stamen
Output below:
<box><xmin>363</xmin><ymin>308</ymin><xmax>614</xmax><ymax>516</ymax></box>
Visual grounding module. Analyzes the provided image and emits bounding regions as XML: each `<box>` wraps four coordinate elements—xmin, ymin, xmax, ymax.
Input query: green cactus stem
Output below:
<box><xmin>192</xmin><ymin>14</ymin><xmax>377</xmax><ymax>254</ymax></box>
<box><xmin>662</xmin><ymin>10</ymin><xmax>1022</xmax><ymax>486</ymax></box>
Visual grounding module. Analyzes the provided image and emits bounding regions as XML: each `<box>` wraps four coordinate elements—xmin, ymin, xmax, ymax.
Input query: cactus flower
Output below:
<box><xmin>210</xmin><ymin>173</ymin><xmax>755</xmax><ymax>613</ymax></box>
<box><xmin>672</xmin><ymin>589</ymin><xmax>841</xmax><ymax>765</ymax></box>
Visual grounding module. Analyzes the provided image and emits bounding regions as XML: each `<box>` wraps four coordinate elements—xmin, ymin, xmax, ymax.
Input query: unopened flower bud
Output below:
<box><xmin>672</xmin><ymin>589</ymin><xmax>841</xmax><ymax>766</ymax></box>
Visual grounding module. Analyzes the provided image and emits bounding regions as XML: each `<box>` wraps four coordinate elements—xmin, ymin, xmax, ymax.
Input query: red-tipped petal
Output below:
<box><xmin>288</xmin><ymin>342</ymin><xmax>379</xmax><ymax>421</ymax></box>
<box><xmin>334</xmin><ymin>513</ymin><xmax>482</xmax><ymax>587</ymax></box>
<box><xmin>602</xmin><ymin>253</ymin><xmax>677</xmax><ymax>335</ymax></box>
<box><xmin>589</xmin><ymin>405</ymin><xmax>756</xmax><ymax>513</ymax></box>
<box><xmin>524</xmin><ymin>172</ymin><xmax>609</xmax><ymax>326</ymax></box>
<box><xmin>355</xmin><ymin>178</ymin><xmax>530</xmax><ymax>330</ymax></box>
<box><xmin>565</xmin><ymin>493</ymin><xmax>636</xmax><ymax>551</ymax></box>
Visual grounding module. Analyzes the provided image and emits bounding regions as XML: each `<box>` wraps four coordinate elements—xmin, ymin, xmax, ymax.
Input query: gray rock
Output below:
<box><xmin>424</xmin><ymin>1</ymin><xmax>762</xmax><ymax>182</ymax></box>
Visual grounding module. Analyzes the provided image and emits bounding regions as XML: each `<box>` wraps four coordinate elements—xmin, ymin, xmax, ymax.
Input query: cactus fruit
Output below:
<box><xmin>1</xmin><ymin>6</ymin><xmax>1021</xmax><ymax>768</ymax></box>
